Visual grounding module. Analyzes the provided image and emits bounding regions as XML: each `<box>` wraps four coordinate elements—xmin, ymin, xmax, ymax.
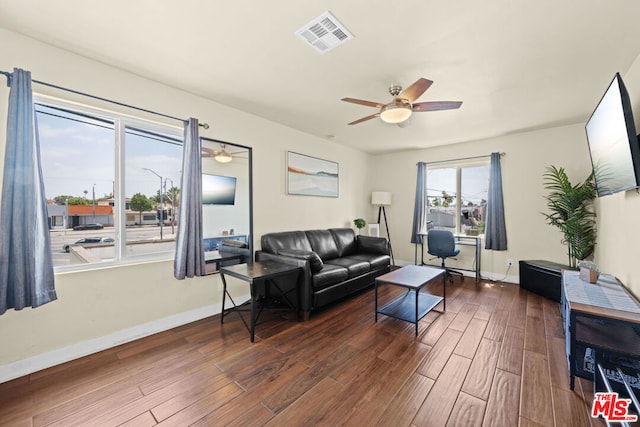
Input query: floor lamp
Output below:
<box><xmin>372</xmin><ymin>191</ymin><xmax>395</xmax><ymax>266</ymax></box>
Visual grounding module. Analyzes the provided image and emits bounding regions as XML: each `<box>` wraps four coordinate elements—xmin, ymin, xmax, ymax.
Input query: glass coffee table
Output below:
<box><xmin>220</xmin><ymin>261</ymin><xmax>301</xmax><ymax>342</ymax></box>
<box><xmin>375</xmin><ymin>265</ymin><xmax>446</xmax><ymax>336</ymax></box>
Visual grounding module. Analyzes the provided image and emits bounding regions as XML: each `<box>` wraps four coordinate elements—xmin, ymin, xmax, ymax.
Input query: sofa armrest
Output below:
<box><xmin>276</xmin><ymin>249</ymin><xmax>323</xmax><ymax>272</ymax></box>
<box><xmin>356</xmin><ymin>235</ymin><xmax>390</xmax><ymax>255</ymax></box>
<box><xmin>255</xmin><ymin>251</ymin><xmax>313</xmax><ymax>313</ymax></box>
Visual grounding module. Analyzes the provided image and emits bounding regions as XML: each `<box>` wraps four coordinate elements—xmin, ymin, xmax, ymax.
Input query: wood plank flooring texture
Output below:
<box><xmin>0</xmin><ymin>277</ymin><xmax>606</xmax><ymax>426</ymax></box>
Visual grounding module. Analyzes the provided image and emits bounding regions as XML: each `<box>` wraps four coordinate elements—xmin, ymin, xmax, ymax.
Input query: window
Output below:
<box><xmin>36</xmin><ymin>99</ymin><xmax>183</xmax><ymax>269</ymax></box>
<box><xmin>426</xmin><ymin>162</ymin><xmax>490</xmax><ymax>235</ymax></box>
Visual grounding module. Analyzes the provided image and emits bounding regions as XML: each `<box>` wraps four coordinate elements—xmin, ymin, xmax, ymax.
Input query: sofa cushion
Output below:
<box><xmin>349</xmin><ymin>253</ymin><xmax>391</xmax><ymax>270</ymax></box>
<box><xmin>261</xmin><ymin>231</ymin><xmax>312</xmax><ymax>254</ymax></box>
<box><xmin>329</xmin><ymin>228</ymin><xmax>358</xmax><ymax>257</ymax></box>
<box><xmin>305</xmin><ymin>229</ymin><xmax>340</xmax><ymax>261</ymax></box>
<box><xmin>312</xmin><ymin>264</ymin><xmax>349</xmax><ymax>290</ymax></box>
<box><xmin>357</xmin><ymin>235</ymin><xmax>389</xmax><ymax>254</ymax></box>
<box><xmin>324</xmin><ymin>257</ymin><xmax>370</xmax><ymax>278</ymax></box>
<box><xmin>277</xmin><ymin>249</ymin><xmax>323</xmax><ymax>272</ymax></box>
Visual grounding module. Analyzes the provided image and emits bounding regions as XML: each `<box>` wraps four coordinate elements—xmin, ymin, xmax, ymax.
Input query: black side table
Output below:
<box><xmin>220</xmin><ymin>261</ymin><xmax>301</xmax><ymax>342</ymax></box>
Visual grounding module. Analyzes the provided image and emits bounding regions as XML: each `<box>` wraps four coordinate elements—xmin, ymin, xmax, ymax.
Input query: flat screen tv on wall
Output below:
<box><xmin>202</xmin><ymin>174</ymin><xmax>237</xmax><ymax>205</ymax></box>
<box><xmin>585</xmin><ymin>72</ymin><xmax>640</xmax><ymax>197</ymax></box>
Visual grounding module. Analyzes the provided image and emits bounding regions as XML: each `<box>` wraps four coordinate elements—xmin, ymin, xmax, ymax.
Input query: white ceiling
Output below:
<box><xmin>1</xmin><ymin>0</ymin><xmax>639</xmax><ymax>154</ymax></box>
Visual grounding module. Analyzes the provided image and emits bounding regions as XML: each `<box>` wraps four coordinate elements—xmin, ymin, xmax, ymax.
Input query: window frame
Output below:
<box><xmin>35</xmin><ymin>95</ymin><xmax>184</xmax><ymax>272</ymax></box>
<box><xmin>426</xmin><ymin>159</ymin><xmax>490</xmax><ymax>235</ymax></box>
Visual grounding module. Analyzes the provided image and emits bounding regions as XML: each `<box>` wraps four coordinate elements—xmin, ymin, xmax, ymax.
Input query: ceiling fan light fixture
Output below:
<box><xmin>214</xmin><ymin>150</ymin><xmax>233</xmax><ymax>163</ymax></box>
<box><xmin>380</xmin><ymin>101</ymin><xmax>412</xmax><ymax>124</ymax></box>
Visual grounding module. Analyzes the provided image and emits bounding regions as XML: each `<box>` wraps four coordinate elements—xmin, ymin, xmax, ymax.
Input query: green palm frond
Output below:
<box><xmin>542</xmin><ymin>165</ymin><xmax>597</xmax><ymax>268</ymax></box>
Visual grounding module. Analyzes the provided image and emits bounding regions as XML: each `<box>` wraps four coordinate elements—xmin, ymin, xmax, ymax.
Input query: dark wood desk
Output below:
<box><xmin>375</xmin><ymin>265</ymin><xmax>446</xmax><ymax>336</ymax></box>
<box><xmin>220</xmin><ymin>261</ymin><xmax>301</xmax><ymax>342</ymax></box>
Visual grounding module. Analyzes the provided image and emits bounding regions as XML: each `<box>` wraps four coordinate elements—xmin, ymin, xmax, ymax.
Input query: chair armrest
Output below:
<box><xmin>356</xmin><ymin>235</ymin><xmax>390</xmax><ymax>255</ymax></box>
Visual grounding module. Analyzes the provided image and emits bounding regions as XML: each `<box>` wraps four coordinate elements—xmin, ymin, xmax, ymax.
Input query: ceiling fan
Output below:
<box><xmin>341</xmin><ymin>78</ymin><xmax>462</xmax><ymax>126</ymax></box>
<box><xmin>202</xmin><ymin>144</ymin><xmax>246</xmax><ymax>163</ymax></box>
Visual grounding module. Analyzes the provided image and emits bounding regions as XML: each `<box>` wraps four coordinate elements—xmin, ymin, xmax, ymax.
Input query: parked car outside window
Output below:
<box><xmin>63</xmin><ymin>237</ymin><xmax>114</xmax><ymax>252</ymax></box>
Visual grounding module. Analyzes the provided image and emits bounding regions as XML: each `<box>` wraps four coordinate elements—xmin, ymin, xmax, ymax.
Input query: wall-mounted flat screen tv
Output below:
<box><xmin>585</xmin><ymin>72</ymin><xmax>640</xmax><ymax>197</ymax></box>
<box><xmin>202</xmin><ymin>174</ymin><xmax>237</xmax><ymax>205</ymax></box>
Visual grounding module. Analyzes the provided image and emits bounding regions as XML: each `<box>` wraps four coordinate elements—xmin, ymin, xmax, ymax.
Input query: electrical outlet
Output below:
<box><xmin>507</xmin><ymin>258</ymin><xmax>513</xmax><ymax>267</ymax></box>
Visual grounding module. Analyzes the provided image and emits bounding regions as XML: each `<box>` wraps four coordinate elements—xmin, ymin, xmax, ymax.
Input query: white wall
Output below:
<box><xmin>370</xmin><ymin>123</ymin><xmax>593</xmax><ymax>281</ymax></box>
<box><xmin>0</xmin><ymin>28</ymin><xmax>371</xmax><ymax>381</ymax></box>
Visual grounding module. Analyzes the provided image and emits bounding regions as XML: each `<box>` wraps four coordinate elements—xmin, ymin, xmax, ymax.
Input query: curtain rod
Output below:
<box><xmin>417</xmin><ymin>152</ymin><xmax>505</xmax><ymax>166</ymax></box>
<box><xmin>0</xmin><ymin>69</ymin><xmax>210</xmax><ymax>129</ymax></box>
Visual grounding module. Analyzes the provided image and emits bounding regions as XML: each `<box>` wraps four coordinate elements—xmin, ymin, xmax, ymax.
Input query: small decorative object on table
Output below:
<box><xmin>578</xmin><ymin>261</ymin><xmax>599</xmax><ymax>284</ymax></box>
<box><xmin>353</xmin><ymin>218</ymin><xmax>366</xmax><ymax>234</ymax></box>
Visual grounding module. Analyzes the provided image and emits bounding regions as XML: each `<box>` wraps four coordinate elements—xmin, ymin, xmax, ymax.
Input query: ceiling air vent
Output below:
<box><xmin>295</xmin><ymin>11</ymin><xmax>353</xmax><ymax>54</ymax></box>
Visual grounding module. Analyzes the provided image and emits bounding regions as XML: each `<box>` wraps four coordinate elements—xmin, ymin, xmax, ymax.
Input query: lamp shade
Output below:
<box><xmin>380</xmin><ymin>102</ymin><xmax>412</xmax><ymax>124</ymax></box>
<box><xmin>371</xmin><ymin>191</ymin><xmax>392</xmax><ymax>206</ymax></box>
<box><xmin>214</xmin><ymin>150</ymin><xmax>233</xmax><ymax>163</ymax></box>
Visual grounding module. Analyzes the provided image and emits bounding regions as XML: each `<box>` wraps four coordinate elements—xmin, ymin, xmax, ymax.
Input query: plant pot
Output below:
<box><xmin>579</xmin><ymin>267</ymin><xmax>598</xmax><ymax>284</ymax></box>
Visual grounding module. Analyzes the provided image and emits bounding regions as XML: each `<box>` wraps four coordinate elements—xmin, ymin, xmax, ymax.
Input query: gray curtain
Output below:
<box><xmin>174</xmin><ymin>118</ymin><xmax>205</xmax><ymax>279</ymax></box>
<box><xmin>485</xmin><ymin>152</ymin><xmax>507</xmax><ymax>250</ymax></box>
<box><xmin>0</xmin><ymin>68</ymin><xmax>57</xmax><ymax>314</ymax></box>
<box><xmin>410</xmin><ymin>162</ymin><xmax>427</xmax><ymax>244</ymax></box>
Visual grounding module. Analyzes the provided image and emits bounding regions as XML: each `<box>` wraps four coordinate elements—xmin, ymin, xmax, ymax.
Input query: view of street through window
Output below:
<box><xmin>426</xmin><ymin>164</ymin><xmax>490</xmax><ymax>235</ymax></box>
<box><xmin>36</xmin><ymin>102</ymin><xmax>183</xmax><ymax>267</ymax></box>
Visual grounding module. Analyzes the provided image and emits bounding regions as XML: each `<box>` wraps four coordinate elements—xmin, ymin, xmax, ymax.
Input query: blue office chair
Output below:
<box><xmin>427</xmin><ymin>230</ymin><xmax>464</xmax><ymax>282</ymax></box>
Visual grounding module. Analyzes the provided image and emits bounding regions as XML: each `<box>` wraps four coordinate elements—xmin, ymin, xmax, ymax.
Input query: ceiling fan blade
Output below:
<box><xmin>348</xmin><ymin>113</ymin><xmax>380</xmax><ymax>125</ymax></box>
<box><xmin>341</xmin><ymin>98</ymin><xmax>385</xmax><ymax>108</ymax></box>
<box><xmin>398</xmin><ymin>78</ymin><xmax>433</xmax><ymax>103</ymax></box>
<box><xmin>412</xmin><ymin>101</ymin><xmax>463</xmax><ymax>112</ymax></box>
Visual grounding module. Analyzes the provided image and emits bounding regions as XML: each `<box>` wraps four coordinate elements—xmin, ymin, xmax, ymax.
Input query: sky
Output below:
<box><xmin>36</xmin><ymin>104</ymin><xmax>183</xmax><ymax>201</ymax></box>
<box><xmin>427</xmin><ymin>165</ymin><xmax>490</xmax><ymax>206</ymax></box>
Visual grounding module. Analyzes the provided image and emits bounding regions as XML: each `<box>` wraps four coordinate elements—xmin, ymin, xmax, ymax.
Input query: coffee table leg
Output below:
<box><xmin>374</xmin><ymin>280</ymin><xmax>379</xmax><ymax>322</ymax></box>
<box><xmin>415</xmin><ymin>288</ymin><xmax>419</xmax><ymax>336</ymax></box>
<box><xmin>221</xmin><ymin>273</ymin><xmax>228</xmax><ymax>325</ymax></box>
<box><xmin>443</xmin><ymin>272</ymin><xmax>446</xmax><ymax>311</ymax></box>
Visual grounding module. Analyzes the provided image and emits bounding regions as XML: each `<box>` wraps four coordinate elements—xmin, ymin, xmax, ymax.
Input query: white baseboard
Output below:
<box><xmin>395</xmin><ymin>259</ymin><xmax>519</xmax><ymax>284</ymax></box>
<box><xmin>479</xmin><ymin>271</ymin><xmax>519</xmax><ymax>284</ymax></box>
<box><xmin>0</xmin><ymin>293</ymin><xmax>250</xmax><ymax>384</ymax></box>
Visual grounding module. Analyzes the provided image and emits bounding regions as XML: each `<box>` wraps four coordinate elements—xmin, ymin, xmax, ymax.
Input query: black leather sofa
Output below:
<box><xmin>255</xmin><ymin>228</ymin><xmax>391</xmax><ymax>319</ymax></box>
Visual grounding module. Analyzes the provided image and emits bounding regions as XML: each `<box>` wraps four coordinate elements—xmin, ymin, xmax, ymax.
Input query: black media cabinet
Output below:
<box><xmin>519</xmin><ymin>260</ymin><xmax>572</xmax><ymax>302</ymax></box>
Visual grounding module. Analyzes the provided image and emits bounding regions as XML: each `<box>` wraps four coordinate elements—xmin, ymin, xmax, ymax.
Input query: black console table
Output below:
<box><xmin>561</xmin><ymin>271</ymin><xmax>640</xmax><ymax>390</ymax></box>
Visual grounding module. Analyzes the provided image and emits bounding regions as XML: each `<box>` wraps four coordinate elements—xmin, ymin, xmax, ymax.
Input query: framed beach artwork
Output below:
<box><xmin>287</xmin><ymin>151</ymin><xmax>339</xmax><ymax>197</ymax></box>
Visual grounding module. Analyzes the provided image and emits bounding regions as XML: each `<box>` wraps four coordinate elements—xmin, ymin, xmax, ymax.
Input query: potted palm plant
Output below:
<box><xmin>542</xmin><ymin>165</ymin><xmax>597</xmax><ymax>269</ymax></box>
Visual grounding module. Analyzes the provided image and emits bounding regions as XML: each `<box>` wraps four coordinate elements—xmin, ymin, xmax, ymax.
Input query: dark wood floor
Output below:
<box><xmin>0</xmin><ymin>276</ymin><xmax>605</xmax><ymax>426</ymax></box>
